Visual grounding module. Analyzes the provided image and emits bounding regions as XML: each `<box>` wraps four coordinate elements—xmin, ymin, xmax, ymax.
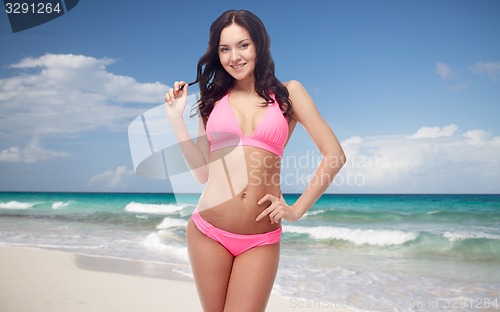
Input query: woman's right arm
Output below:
<box><xmin>165</xmin><ymin>81</ymin><xmax>210</xmax><ymax>184</ymax></box>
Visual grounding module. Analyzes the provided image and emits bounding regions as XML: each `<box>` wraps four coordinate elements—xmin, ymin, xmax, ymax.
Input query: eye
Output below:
<box><xmin>220</xmin><ymin>47</ymin><xmax>229</xmax><ymax>53</ymax></box>
<box><xmin>240</xmin><ymin>43</ymin><xmax>249</xmax><ymax>49</ymax></box>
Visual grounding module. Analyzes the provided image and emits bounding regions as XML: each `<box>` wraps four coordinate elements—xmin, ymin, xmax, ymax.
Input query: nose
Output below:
<box><xmin>230</xmin><ymin>49</ymin><xmax>241</xmax><ymax>62</ymax></box>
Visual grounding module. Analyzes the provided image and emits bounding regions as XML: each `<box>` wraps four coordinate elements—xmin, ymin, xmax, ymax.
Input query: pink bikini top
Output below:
<box><xmin>206</xmin><ymin>92</ymin><xmax>288</xmax><ymax>158</ymax></box>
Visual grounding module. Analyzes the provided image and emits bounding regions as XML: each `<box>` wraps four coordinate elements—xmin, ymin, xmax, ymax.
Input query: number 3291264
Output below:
<box><xmin>5</xmin><ymin>2</ymin><xmax>62</xmax><ymax>14</ymax></box>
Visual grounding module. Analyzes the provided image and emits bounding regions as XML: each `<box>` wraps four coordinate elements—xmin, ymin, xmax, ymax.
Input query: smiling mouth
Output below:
<box><xmin>230</xmin><ymin>63</ymin><xmax>246</xmax><ymax>69</ymax></box>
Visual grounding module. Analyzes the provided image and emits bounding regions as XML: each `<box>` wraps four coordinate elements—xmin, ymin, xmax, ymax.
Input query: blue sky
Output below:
<box><xmin>1</xmin><ymin>0</ymin><xmax>499</xmax><ymax>193</ymax></box>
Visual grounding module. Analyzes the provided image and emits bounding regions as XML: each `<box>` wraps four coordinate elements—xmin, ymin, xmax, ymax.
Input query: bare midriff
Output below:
<box><xmin>196</xmin><ymin>145</ymin><xmax>282</xmax><ymax>235</ymax></box>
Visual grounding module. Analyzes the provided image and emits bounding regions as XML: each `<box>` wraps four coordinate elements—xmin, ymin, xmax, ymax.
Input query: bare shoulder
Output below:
<box><xmin>283</xmin><ymin>80</ymin><xmax>316</xmax><ymax>122</ymax></box>
<box><xmin>284</xmin><ymin>80</ymin><xmax>306</xmax><ymax>97</ymax></box>
<box><xmin>284</xmin><ymin>80</ymin><xmax>312</xmax><ymax>106</ymax></box>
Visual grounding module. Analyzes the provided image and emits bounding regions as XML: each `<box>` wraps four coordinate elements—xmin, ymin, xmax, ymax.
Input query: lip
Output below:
<box><xmin>230</xmin><ymin>63</ymin><xmax>246</xmax><ymax>70</ymax></box>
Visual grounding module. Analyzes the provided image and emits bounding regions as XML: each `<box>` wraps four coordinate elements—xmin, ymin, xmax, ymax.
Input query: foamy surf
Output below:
<box><xmin>443</xmin><ymin>231</ymin><xmax>500</xmax><ymax>242</ymax></box>
<box><xmin>0</xmin><ymin>201</ymin><xmax>34</xmax><ymax>210</ymax></box>
<box><xmin>284</xmin><ymin>225</ymin><xmax>419</xmax><ymax>246</ymax></box>
<box><xmin>156</xmin><ymin>217</ymin><xmax>188</xmax><ymax>229</ymax></box>
<box><xmin>303</xmin><ymin>209</ymin><xmax>326</xmax><ymax>217</ymax></box>
<box><xmin>52</xmin><ymin>201</ymin><xmax>70</xmax><ymax>209</ymax></box>
<box><xmin>124</xmin><ymin>202</ymin><xmax>184</xmax><ymax>215</ymax></box>
<box><xmin>141</xmin><ymin>232</ymin><xmax>188</xmax><ymax>261</ymax></box>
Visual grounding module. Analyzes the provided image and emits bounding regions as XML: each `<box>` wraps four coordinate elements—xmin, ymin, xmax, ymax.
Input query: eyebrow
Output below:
<box><xmin>218</xmin><ymin>39</ymin><xmax>251</xmax><ymax>47</ymax></box>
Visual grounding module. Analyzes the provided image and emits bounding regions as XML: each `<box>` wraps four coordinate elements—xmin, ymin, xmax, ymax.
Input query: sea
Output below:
<box><xmin>1</xmin><ymin>192</ymin><xmax>499</xmax><ymax>311</ymax></box>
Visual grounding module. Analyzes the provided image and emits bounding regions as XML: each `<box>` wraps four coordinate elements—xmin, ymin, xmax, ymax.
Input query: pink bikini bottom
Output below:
<box><xmin>191</xmin><ymin>211</ymin><xmax>282</xmax><ymax>257</ymax></box>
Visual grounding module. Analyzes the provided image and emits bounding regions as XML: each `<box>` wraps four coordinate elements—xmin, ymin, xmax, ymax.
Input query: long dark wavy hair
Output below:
<box><xmin>189</xmin><ymin>10</ymin><xmax>292</xmax><ymax>125</ymax></box>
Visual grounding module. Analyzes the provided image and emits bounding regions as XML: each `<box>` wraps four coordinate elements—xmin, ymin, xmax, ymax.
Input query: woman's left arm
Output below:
<box><xmin>256</xmin><ymin>80</ymin><xmax>346</xmax><ymax>223</ymax></box>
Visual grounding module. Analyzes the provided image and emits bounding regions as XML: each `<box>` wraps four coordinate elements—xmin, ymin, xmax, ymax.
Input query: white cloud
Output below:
<box><xmin>0</xmin><ymin>53</ymin><xmax>168</xmax><ymax>139</ymax></box>
<box><xmin>0</xmin><ymin>53</ymin><xmax>171</xmax><ymax>165</ymax></box>
<box><xmin>409</xmin><ymin>124</ymin><xmax>458</xmax><ymax>139</ymax></box>
<box><xmin>464</xmin><ymin>129</ymin><xmax>489</xmax><ymax>143</ymax></box>
<box><xmin>342</xmin><ymin>136</ymin><xmax>362</xmax><ymax>145</ymax></box>
<box><xmin>9</xmin><ymin>54</ymin><xmax>165</xmax><ymax>103</ymax></box>
<box><xmin>435</xmin><ymin>62</ymin><xmax>452</xmax><ymax>79</ymax></box>
<box><xmin>0</xmin><ymin>147</ymin><xmax>21</xmax><ymax>163</ymax></box>
<box><xmin>87</xmin><ymin>166</ymin><xmax>134</xmax><ymax>189</ymax></box>
<box><xmin>0</xmin><ymin>135</ymin><xmax>69</xmax><ymax>163</ymax></box>
<box><xmin>469</xmin><ymin>61</ymin><xmax>500</xmax><ymax>78</ymax></box>
<box><xmin>337</xmin><ymin>124</ymin><xmax>500</xmax><ymax>193</ymax></box>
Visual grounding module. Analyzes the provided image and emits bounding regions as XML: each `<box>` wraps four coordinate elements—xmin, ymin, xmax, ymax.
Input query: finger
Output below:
<box><xmin>271</xmin><ymin>214</ymin><xmax>281</xmax><ymax>224</ymax></box>
<box><xmin>173</xmin><ymin>81</ymin><xmax>183</xmax><ymax>99</ymax></box>
<box><xmin>269</xmin><ymin>212</ymin><xmax>276</xmax><ymax>224</ymax></box>
<box><xmin>255</xmin><ymin>203</ymin><xmax>276</xmax><ymax>222</ymax></box>
<box><xmin>181</xmin><ymin>81</ymin><xmax>189</xmax><ymax>96</ymax></box>
<box><xmin>168</xmin><ymin>88</ymin><xmax>175</xmax><ymax>102</ymax></box>
<box><xmin>269</xmin><ymin>208</ymin><xmax>280</xmax><ymax>220</ymax></box>
<box><xmin>255</xmin><ymin>209</ymin><xmax>268</xmax><ymax>222</ymax></box>
<box><xmin>256</xmin><ymin>194</ymin><xmax>278</xmax><ymax>221</ymax></box>
<box><xmin>269</xmin><ymin>207</ymin><xmax>281</xmax><ymax>224</ymax></box>
<box><xmin>257</xmin><ymin>194</ymin><xmax>272</xmax><ymax>205</ymax></box>
<box><xmin>165</xmin><ymin>89</ymin><xmax>173</xmax><ymax>103</ymax></box>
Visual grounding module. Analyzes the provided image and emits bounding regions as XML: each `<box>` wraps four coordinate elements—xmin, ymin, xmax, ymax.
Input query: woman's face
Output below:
<box><xmin>218</xmin><ymin>23</ymin><xmax>256</xmax><ymax>83</ymax></box>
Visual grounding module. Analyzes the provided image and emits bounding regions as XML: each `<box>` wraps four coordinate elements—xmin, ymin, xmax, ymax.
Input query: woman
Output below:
<box><xmin>165</xmin><ymin>10</ymin><xmax>345</xmax><ymax>312</ymax></box>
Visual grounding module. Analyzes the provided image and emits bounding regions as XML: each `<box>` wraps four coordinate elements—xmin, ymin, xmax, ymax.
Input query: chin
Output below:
<box><xmin>225</xmin><ymin>66</ymin><xmax>254</xmax><ymax>81</ymax></box>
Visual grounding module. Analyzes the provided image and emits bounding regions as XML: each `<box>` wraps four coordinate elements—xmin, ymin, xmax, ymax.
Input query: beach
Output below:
<box><xmin>0</xmin><ymin>245</ymin><xmax>202</xmax><ymax>312</ymax></box>
<box><xmin>1</xmin><ymin>192</ymin><xmax>500</xmax><ymax>311</ymax></box>
<box><xmin>1</xmin><ymin>245</ymin><xmax>349</xmax><ymax>312</ymax></box>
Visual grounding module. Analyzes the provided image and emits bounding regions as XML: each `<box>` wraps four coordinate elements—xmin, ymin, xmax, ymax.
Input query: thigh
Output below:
<box><xmin>223</xmin><ymin>243</ymin><xmax>280</xmax><ymax>312</ymax></box>
<box><xmin>187</xmin><ymin>218</ymin><xmax>234</xmax><ymax>312</ymax></box>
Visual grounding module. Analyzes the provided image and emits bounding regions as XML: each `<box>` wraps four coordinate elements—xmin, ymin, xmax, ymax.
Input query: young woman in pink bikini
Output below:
<box><xmin>165</xmin><ymin>10</ymin><xmax>345</xmax><ymax>312</ymax></box>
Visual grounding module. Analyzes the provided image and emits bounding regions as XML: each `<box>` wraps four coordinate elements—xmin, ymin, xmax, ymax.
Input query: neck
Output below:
<box><xmin>232</xmin><ymin>77</ymin><xmax>256</xmax><ymax>94</ymax></box>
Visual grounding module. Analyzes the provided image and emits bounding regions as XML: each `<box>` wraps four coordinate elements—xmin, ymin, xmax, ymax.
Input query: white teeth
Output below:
<box><xmin>231</xmin><ymin>64</ymin><xmax>245</xmax><ymax>69</ymax></box>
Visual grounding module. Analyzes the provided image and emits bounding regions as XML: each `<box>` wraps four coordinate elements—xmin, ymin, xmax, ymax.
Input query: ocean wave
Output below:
<box><xmin>156</xmin><ymin>217</ymin><xmax>188</xmax><ymax>230</ymax></box>
<box><xmin>0</xmin><ymin>201</ymin><xmax>34</xmax><ymax>210</ymax></box>
<box><xmin>124</xmin><ymin>202</ymin><xmax>184</xmax><ymax>215</ymax></box>
<box><xmin>411</xmin><ymin>232</ymin><xmax>500</xmax><ymax>261</ymax></box>
<box><xmin>304</xmin><ymin>208</ymin><xmax>500</xmax><ymax>224</ymax></box>
<box><xmin>141</xmin><ymin>233</ymin><xmax>188</xmax><ymax>261</ymax></box>
<box><xmin>284</xmin><ymin>225</ymin><xmax>418</xmax><ymax>246</ymax></box>
<box><xmin>443</xmin><ymin>231</ymin><xmax>500</xmax><ymax>242</ymax></box>
<box><xmin>303</xmin><ymin>209</ymin><xmax>326</xmax><ymax>217</ymax></box>
<box><xmin>52</xmin><ymin>201</ymin><xmax>71</xmax><ymax>209</ymax></box>
<box><xmin>0</xmin><ymin>242</ymin><xmax>106</xmax><ymax>250</ymax></box>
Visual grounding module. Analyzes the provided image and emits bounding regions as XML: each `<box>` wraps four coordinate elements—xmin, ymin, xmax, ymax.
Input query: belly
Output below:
<box><xmin>196</xmin><ymin>146</ymin><xmax>282</xmax><ymax>234</ymax></box>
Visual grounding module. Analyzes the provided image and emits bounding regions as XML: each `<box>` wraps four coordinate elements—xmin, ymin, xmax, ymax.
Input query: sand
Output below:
<box><xmin>0</xmin><ymin>245</ymin><xmax>352</xmax><ymax>312</ymax></box>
